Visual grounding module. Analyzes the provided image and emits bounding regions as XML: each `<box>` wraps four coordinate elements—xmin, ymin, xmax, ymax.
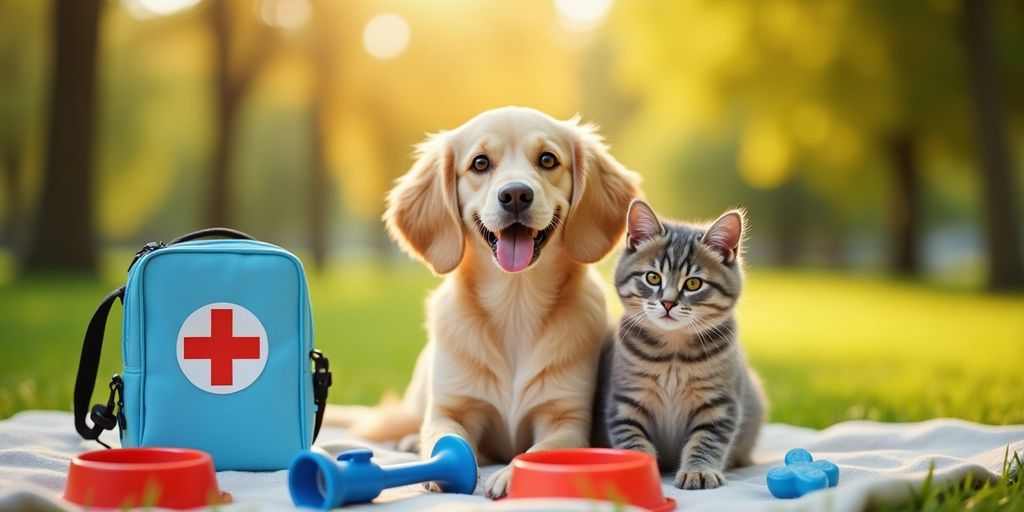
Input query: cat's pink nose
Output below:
<box><xmin>662</xmin><ymin>300</ymin><xmax>677</xmax><ymax>312</ymax></box>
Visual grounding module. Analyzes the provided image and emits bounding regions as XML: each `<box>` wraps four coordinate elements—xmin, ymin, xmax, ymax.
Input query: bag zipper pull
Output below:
<box><xmin>311</xmin><ymin>350</ymin><xmax>332</xmax><ymax>405</ymax></box>
<box><xmin>128</xmin><ymin>241</ymin><xmax>165</xmax><ymax>271</ymax></box>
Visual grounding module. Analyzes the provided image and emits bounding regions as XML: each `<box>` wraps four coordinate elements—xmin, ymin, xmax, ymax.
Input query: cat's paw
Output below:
<box><xmin>674</xmin><ymin>468</ymin><xmax>725</xmax><ymax>490</ymax></box>
<box><xmin>483</xmin><ymin>465</ymin><xmax>513</xmax><ymax>499</ymax></box>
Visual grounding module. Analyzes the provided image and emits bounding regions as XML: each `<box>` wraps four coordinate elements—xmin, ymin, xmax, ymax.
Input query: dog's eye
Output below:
<box><xmin>684</xmin><ymin>277</ymin><xmax>703</xmax><ymax>291</ymax></box>
<box><xmin>645</xmin><ymin>272</ymin><xmax>661</xmax><ymax>286</ymax></box>
<box><xmin>538</xmin><ymin>152</ymin><xmax>559</xmax><ymax>170</ymax></box>
<box><xmin>471</xmin><ymin>155</ymin><xmax>491</xmax><ymax>173</ymax></box>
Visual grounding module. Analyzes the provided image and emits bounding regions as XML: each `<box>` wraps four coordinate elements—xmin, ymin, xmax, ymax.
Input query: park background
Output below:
<box><xmin>0</xmin><ymin>1</ymin><xmax>1022</xmax><ymax>501</ymax></box>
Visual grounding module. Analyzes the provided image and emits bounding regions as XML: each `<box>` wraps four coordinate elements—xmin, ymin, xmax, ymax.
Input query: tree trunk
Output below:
<box><xmin>961</xmin><ymin>0</ymin><xmax>1024</xmax><ymax>290</ymax></box>
<box><xmin>205</xmin><ymin>3</ymin><xmax>274</xmax><ymax>230</ymax></box>
<box><xmin>308</xmin><ymin>108</ymin><xmax>328</xmax><ymax>270</ymax></box>
<box><xmin>307</xmin><ymin>12</ymin><xmax>333</xmax><ymax>270</ymax></box>
<box><xmin>3</xmin><ymin>143</ymin><xmax>23</xmax><ymax>252</ymax></box>
<box><xmin>207</xmin><ymin>1</ymin><xmax>236</xmax><ymax>228</ymax></box>
<box><xmin>25</xmin><ymin>0</ymin><xmax>102</xmax><ymax>274</ymax></box>
<box><xmin>371</xmin><ymin>99</ymin><xmax>401</xmax><ymax>262</ymax></box>
<box><xmin>822</xmin><ymin>220</ymin><xmax>847</xmax><ymax>270</ymax></box>
<box><xmin>888</xmin><ymin>134</ymin><xmax>922</xmax><ymax>276</ymax></box>
<box><xmin>208</xmin><ymin>88</ymin><xmax>238</xmax><ymax>228</ymax></box>
<box><xmin>772</xmin><ymin>179</ymin><xmax>803</xmax><ymax>267</ymax></box>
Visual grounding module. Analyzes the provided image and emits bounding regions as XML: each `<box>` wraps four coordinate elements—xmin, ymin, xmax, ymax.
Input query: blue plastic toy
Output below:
<box><xmin>766</xmin><ymin>448</ymin><xmax>840</xmax><ymax>499</ymax></box>
<box><xmin>288</xmin><ymin>434</ymin><xmax>478</xmax><ymax>508</ymax></box>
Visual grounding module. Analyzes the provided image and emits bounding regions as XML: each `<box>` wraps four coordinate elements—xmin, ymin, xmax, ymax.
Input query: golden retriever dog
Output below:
<box><xmin>330</xmin><ymin>106</ymin><xmax>639</xmax><ymax>497</ymax></box>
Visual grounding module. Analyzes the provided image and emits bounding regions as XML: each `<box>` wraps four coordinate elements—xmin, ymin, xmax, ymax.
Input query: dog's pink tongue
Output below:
<box><xmin>496</xmin><ymin>225</ymin><xmax>535</xmax><ymax>272</ymax></box>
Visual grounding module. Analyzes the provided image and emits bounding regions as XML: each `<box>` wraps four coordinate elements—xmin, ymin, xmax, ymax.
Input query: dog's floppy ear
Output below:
<box><xmin>562</xmin><ymin>123</ymin><xmax>642</xmax><ymax>263</ymax></box>
<box><xmin>384</xmin><ymin>134</ymin><xmax>464</xmax><ymax>274</ymax></box>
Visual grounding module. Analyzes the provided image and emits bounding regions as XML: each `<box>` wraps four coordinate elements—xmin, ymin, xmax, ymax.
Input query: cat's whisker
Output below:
<box><xmin>688</xmin><ymin>314</ymin><xmax>727</xmax><ymax>354</ymax></box>
<box><xmin>691</xmin><ymin>312</ymin><xmax>734</xmax><ymax>339</ymax></box>
<box><xmin>619</xmin><ymin>310</ymin><xmax>648</xmax><ymax>340</ymax></box>
<box><xmin>621</xmin><ymin>315</ymin><xmax>644</xmax><ymax>338</ymax></box>
<box><xmin>693</xmin><ymin>319</ymin><xmax>712</xmax><ymax>353</ymax></box>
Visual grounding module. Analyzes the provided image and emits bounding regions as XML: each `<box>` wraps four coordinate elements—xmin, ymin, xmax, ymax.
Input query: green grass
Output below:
<box><xmin>737</xmin><ymin>268</ymin><xmax>1024</xmax><ymax>428</ymax></box>
<box><xmin>878</xmin><ymin>451</ymin><xmax>1023</xmax><ymax>512</ymax></box>
<box><xmin>1</xmin><ymin>253</ymin><xmax>1021</xmax><ymax>510</ymax></box>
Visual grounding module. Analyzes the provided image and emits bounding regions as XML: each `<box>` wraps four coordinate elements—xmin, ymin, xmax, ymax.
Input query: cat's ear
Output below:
<box><xmin>626</xmin><ymin>199</ymin><xmax>664</xmax><ymax>250</ymax></box>
<box><xmin>704</xmin><ymin>209</ymin><xmax>745</xmax><ymax>263</ymax></box>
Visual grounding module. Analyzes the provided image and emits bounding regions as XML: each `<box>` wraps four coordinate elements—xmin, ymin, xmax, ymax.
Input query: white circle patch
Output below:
<box><xmin>176</xmin><ymin>302</ymin><xmax>269</xmax><ymax>394</ymax></box>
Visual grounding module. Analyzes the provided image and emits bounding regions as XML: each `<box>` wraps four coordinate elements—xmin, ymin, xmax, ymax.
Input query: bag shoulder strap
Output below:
<box><xmin>168</xmin><ymin>227</ymin><xmax>254</xmax><ymax>245</ymax></box>
<box><xmin>73</xmin><ymin>286</ymin><xmax>125</xmax><ymax>448</ymax></box>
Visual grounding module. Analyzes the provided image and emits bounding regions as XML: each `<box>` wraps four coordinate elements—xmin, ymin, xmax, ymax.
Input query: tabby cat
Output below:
<box><xmin>593</xmin><ymin>199</ymin><xmax>766</xmax><ymax>490</ymax></box>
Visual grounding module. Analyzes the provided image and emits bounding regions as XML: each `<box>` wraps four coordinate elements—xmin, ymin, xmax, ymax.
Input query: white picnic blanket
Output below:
<box><xmin>0</xmin><ymin>410</ymin><xmax>1021</xmax><ymax>511</ymax></box>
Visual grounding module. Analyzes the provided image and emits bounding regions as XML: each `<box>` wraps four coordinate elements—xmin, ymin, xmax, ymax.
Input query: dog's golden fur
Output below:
<box><xmin>328</xmin><ymin>106</ymin><xmax>639</xmax><ymax>497</ymax></box>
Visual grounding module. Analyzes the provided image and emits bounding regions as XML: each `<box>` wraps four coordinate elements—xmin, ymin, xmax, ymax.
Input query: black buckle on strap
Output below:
<box><xmin>88</xmin><ymin>375</ymin><xmax>123</xmax><ymax>448</ymax></box>
<box><xmin>311</xmin><ymin>350</ymin><xmax>332</xmax><ymax>390</ymax></box>
<box><xmin>90</xmin><ymin>404</ymin><xmax>116</xmax><ymax>430</ymax></box>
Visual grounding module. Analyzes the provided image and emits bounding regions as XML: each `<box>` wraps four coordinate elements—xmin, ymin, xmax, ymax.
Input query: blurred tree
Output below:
<box><xmin>25</xmin><ymin>0</ymin><xmax>103</xmax><ymax>274</ymax></box>
<box><xmin>888</xmin><ymin>134</ymin><xmax>922</xmax><ymax>274</ymax></box>
<box><xmin>307</xmin><ymin>5</ymin><xmax>333</xmax><ymax>270</ymax></box>
<box><xmin>0</xmin><ymin>0</ymin><xmax>40</xmax><ymax>255</ymax></box>
<box><xmin>720</xmin><ymin>0</ymin><xmax>951</xmax><ymax>278</ymax></box>
<box><xmin>961</xmin><ymin>0</ymin><xmax>1024</xmax><ymax>289</ymax></box>
<box><xmin>206</xmin><ymin>0</ymin><xmax>277</xmax><ymax>228</ymax></box>
<box><xmin>95</xmin><ymin>6</ymin><xmax>210</xmax><ymax>241</ymax></box>
<box><xmin>606</xmin><ymin>0</ymin><xmax>1022</xmax><ymax>283</ymax></box>
<box><xmin>0</xmin><ymin>12</ymin><xmax>34</xmax><ymax>254</ymax></box>
<box><xmin>1</xmin><ymin>133</ymin><xmax>24</xmax><ymax>251</ymax></box>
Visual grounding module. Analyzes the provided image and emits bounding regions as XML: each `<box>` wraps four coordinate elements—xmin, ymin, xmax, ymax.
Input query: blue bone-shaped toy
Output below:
<box><xmin>288</xmin><ymin>434</ymin><xmax>477</xmax><ymax>508</ymax></box>
<box><xmin>766</xmin><ymin>448</ymin><xmax>840</xmax><ymax>499</ymax></box>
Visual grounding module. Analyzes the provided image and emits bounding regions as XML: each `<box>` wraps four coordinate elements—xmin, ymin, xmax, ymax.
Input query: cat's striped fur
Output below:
<box><xmin>593</xmin><ymin>200</ymin><xmax>765</xmax><ymax>490</ymax></box>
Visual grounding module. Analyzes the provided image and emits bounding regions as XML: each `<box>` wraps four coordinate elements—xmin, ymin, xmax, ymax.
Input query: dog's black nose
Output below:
<box><xmin>498</xmin><ymin>182</ymin><xmax>534</xmax><ymax>214</ymax></box>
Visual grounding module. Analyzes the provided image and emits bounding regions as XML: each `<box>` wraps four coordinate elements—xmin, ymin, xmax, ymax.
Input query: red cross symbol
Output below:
<box><xmin>183</xmin><ymin>308</ymin><xmax>261</xmax><ymax>386</ymax></box>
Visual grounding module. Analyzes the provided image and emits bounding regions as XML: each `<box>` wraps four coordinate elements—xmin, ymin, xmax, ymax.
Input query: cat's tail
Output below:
<box><xmin>323</xmin><ymin>393</ymin><xmax>422</xmax><ymax>442</ymax></box>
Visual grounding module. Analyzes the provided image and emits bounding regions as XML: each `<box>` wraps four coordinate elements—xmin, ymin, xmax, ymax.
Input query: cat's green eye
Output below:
<box><xmin>645</xmin><ymin>272</ymin><xmax>662</xmax><ymax>286</ymax></box>
<box><xmin>684</xmin><ymin>277</ymin><xmax>703</xmax><ymax>291</ymax></box>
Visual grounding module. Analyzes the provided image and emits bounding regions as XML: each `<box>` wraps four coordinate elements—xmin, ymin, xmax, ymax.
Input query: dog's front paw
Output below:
<box><xmin>422</xmin><ymin>481</ymin><xmax>443</xmax><ymax>493</ymax></box>
<box><xmin>398</xmin><ymin>433</ymin><xmax>421</xmax><ymax>454</ymax></box>
<box><xmin>483</xmin><ymin>465</ymin><xmax>513</xmax><ymax>499</ymax></box>
<box><xmin>674</xmin><ymin>468</ymin><xmax>725</xmax><ymax>490</ymax></box>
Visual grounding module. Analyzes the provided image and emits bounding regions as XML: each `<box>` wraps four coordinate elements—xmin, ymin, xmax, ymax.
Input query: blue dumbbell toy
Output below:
<box><xmin>288</xmin><ymin>434</ymin><xmax>478</xmax><ymax>508</ymax></box>
<box><xmin>766</xmin><ymin>448</ymin><xmax>839</xmax><ymax>499</ymax></box>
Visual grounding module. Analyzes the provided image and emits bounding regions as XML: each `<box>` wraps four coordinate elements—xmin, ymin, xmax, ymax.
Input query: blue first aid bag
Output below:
<box><xmin>74</xmin><ymin>228</ymin><xmax>332</xmax><ymax>470</ymax></box>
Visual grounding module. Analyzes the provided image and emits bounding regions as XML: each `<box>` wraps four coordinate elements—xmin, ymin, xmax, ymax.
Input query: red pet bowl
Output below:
<box><xmin>507</xmin><ymin>448</ymin><xmax>676</xmax><ymax>511</ymax></box>
<box><xmin>64</xmin><ymin>448</ymin><xmax>229</xmax><ymax>509</ymax></box>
